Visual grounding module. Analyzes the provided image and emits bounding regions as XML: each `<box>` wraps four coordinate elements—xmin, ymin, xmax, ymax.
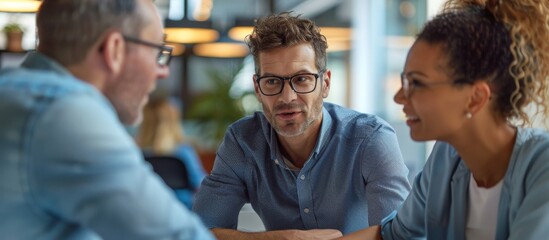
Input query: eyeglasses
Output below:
<box><xmin>400</xmin><ymin>72</ymin><xmax>469</xmax><ymax>98</ymax></box>
<box><xmin>122</xmin><ymin>35</ymin><xmax>173</xmax><ymax>66</ymax></box>
<box><xmin>255</xmin><ymin>69</ymin><xmax>326</xmax><ymax>96</ymax></box>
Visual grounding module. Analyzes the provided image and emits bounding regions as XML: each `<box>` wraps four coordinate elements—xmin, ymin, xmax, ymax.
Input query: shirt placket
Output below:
<box><xmin>296</xmin><ymin>166</ymin><xmax>317</xmax><ymax>228</ymax></box>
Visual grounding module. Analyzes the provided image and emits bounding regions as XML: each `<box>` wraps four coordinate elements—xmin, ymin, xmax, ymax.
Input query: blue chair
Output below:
<box><xmin>144</xmin><ymin>155</ymin><xmax>190</xmax><ymax>190</ymax></box>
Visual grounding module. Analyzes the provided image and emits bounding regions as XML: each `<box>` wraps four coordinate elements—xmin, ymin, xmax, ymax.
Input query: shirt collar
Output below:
<box><xmin>21</xmin><ymin>52</ymin><xmax>73</xmax><ymax>77</ymax></box>
<box><xmin>315</xmin><ymin>106</ymin><xmax>332</xmax><ymax>156</ymax></box>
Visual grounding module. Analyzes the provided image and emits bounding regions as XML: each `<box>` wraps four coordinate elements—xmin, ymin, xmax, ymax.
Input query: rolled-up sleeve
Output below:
<box><xmin>508</xmin><ymin>141</ymin><xmax>549</xmax><ymax>239</ymax></box>
<box><xmin>361</xmin><ymin>124</ymin><xmax>411</xmax><ymax>225</ymax></box>
<box><xmin>193</xmin><ymin>128</ymin><xmax>248</xmax><ymax>229</ymax></box>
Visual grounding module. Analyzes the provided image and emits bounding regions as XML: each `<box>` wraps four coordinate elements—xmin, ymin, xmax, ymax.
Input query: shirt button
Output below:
<box><xmin>304</xmin><ymin>208</ymin><xmax>310</xmax><ymax>213</ymax></box>
<box><xmin>300</xmin><ymin>175</ymin><xmax>305</xmax><ymax>180</ymax></box>
<box><xmin>274</xmin><ymin>159</ymin><xmax>279</xmax><ymax>165</ymax></box>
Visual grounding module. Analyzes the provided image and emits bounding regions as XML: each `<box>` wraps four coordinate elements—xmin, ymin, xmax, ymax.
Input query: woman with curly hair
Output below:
<box><xmin>339</xmin><ymin>0</ymin><xmax>549</xmax><ymax>239</ymax></box>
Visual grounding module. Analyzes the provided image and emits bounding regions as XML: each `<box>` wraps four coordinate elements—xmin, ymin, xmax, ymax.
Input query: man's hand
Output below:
<box><xmin>335</xmin><ymin>225</ymin><xmax>381</xmax><ymax>240</ymax></box>
<box><xmin>286</xmin><ymin>229</ymin><xmax>343</xmax><ymax>240</ymax></box>
<box><xmin>212</xmin><ymin>228</ymin><xmax>343</xmax><ymax>240</ymax></box>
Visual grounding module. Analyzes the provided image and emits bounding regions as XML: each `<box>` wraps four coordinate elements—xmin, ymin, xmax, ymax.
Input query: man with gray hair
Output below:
<box><xmin>0</xmin><ymin>0</ymin><xmax>213</xmax><ymax>239</ymax></box>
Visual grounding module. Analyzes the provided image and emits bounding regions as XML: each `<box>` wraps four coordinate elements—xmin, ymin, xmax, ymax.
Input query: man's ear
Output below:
<box><xmin>253</xmin><ymin>74</ymin><xmax>263</xmax><ymax>103</ymax></box>
<box><xmin>99</xmin><ymin>31</ymin><xmax>125</xmax><ymax>75</ymax></box>
<box><xmin>467</xmin><ymin>81</ymin><xmax>491</xmax><ymax>115</ymax></box>
<box><xmin>322</xmin><ymin>69</ymin><xmax>331</xmax><ymax>98</ymax></box>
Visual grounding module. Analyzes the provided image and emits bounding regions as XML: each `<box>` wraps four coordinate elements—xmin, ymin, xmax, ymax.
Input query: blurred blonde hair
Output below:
<box><xmin>136</xmin><ymin>98</ymin><xmax>184</xmax><ymax>154</ymax></box>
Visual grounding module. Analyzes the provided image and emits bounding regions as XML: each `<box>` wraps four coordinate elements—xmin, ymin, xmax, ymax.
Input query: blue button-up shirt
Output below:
<box><xmin>0</xmin><ymin>53</ymin><xmax>214</xmax><ymax>240</ymax></box>
<box><xmin>193</xmin><ymin>103</ymin><xmax>411</xmax><ymax>234</ymax></box>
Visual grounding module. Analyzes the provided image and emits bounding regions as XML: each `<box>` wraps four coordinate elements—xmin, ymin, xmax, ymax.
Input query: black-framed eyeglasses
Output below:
<box><xmin>123</xmin><ymin>35</ymin><xmax>173</xmax><ymax>66</ymax></box>
<box><xmin>400</xmin><ymin>72</ymin><xmax>469</xmax><ymax>98</ymax></box>
<box><xmin>255</xmin><ymin>69</ymin><xmax>326</xmax><ymax>96</ymax></box>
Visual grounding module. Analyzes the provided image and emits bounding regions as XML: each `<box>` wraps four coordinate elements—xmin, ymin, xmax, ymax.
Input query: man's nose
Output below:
<box><xmin>278</xmin><ymin>80</ymin><xmax>297</xmax><ymax>103</ymax></box>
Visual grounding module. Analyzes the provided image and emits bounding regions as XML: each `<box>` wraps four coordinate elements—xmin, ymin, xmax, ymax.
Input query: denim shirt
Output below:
<box><xmin>193</xmin><ymin>103</ymin><xmax>411</xmax><ymax>234</ymax></box>
<box><xmin>381</xmin><ymin>128</ymin><xmax>549</xmax><ymax>240</ymax></box>
<box><xmin>0</xmin><ymin>53</ymin><xmax>214</xmax><ymax>240</ymax></box>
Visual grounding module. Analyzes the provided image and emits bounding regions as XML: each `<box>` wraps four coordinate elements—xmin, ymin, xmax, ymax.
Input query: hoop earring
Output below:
<box><xmin>466</xmin><ymin>112</ymin><xmax>473</xmax><ymax>119</ymax></box>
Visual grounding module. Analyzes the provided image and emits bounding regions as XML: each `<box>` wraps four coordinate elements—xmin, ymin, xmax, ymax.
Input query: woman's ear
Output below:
<box><xmin>467</xmin><ymin>81</ymin><xmax>492</xmax><ymax>115</ymax></box>
<box><xmin>99</xmin><ymin>31</ymin><xmax>125</xmax><ymax>75</ymax></box>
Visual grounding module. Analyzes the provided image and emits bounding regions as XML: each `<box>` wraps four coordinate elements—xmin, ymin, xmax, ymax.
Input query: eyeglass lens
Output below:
<box><xmin>258</xmin><ymin>73</ymin><xmax>319</xmax><ymax>96</ymax></box>
<box><xmin>401</xmin><ymin>74</ymin><xmax>410</xmax><ymax>98</ymax></box>
<box><xmin>157</xmin><ymin>48</ymin><xmax>172</xmax><ymax>66</ymax></box>
<box><xmin>123</xmin><ymin>35</ymin><xmax>172</xmax><ymax>66</ymax></box>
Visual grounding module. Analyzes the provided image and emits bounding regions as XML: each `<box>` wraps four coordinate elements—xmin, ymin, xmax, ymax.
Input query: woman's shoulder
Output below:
<box><xmin>508</xmin><ymin>128</ymin><xmax>549</xmax><ymax>181</ymax></box>
<box><xmin>515</xmin><ymin>128</ymin><xmax>549</xmax><ymax>158</ymax></box>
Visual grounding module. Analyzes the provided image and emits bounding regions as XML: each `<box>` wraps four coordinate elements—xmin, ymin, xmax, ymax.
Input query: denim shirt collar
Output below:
<box><xmin>19</xmin><ymin>52</ymin><xmax>119</xmax><ymax>124</ymax></box>
<box><xmin>448</xmin><ymin>127</ymin><xmax>528</xmax><ymax>240</ymax></box>
<box><xmin>316</xmin><ymin>106</ymin><xmax>332</xmax><ymax>156</ymax></box>
<box><xmin>22</xmin><ymin>52</ymin><xmax>74</xmax><ymax>78</ymax></box>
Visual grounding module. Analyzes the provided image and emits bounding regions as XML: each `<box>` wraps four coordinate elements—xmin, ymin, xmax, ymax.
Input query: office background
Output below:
<box><xmin>0</xmin><ymin>0</ymin><xmax>456</xmax><ymax>183</ymax></box>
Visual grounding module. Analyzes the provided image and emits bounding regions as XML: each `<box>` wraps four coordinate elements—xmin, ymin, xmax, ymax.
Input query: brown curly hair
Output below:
<box><xmin>246</xmin><ymin>12</ymin><xmax>328</xmax><ymax>75</ymax></box>
<box><xmin>417</xmin><ymin>0</ymin><xmax>549</xmax><ymax>125</ymax></box>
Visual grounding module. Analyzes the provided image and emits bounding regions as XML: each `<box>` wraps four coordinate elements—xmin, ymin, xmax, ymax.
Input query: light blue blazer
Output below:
<box><xmin>0</xmin><ymin>53</ymin><xmax>214</xmax><ymax>240</ymax></box>
<box><xmin>381</xmin><ymin>128</ymin><xmax>549</xmax><ymax>240</ymax></box>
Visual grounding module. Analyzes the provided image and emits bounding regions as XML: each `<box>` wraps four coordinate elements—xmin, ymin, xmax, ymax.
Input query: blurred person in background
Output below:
<box><xmin>0</xmin><ymin>0</ymin><xmax>213</xmax><ymax>239</ymax></box>
<box><xmin>136</xmin><ymin>97</ymin><xmax>207</xmax><ymax>209</ymax></box>
<box><xmin>339</xmin><ymin>0</ymin><xmax>549</xmax><ymax>239</ymax></box>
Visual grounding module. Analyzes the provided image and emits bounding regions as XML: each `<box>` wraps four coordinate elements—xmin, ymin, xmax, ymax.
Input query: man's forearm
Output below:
<box><xmin>212</xmin><ymin>228</ymin><xmax>343</xmax><ymax>240</ymax></box>
<box><xmin>212</xmin><ymin>228</ymin><xmax>286</xmax><ymax>240</ymax></box>
<box><xmin>336</xmin><ymin>225</ymin><xmax>381</xmax><ymax>240</ymax></box>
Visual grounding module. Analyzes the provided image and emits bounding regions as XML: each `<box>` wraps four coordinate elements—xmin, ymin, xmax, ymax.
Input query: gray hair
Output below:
<box><xmin>36</xmin><ymin>0</ymin><xmax>147</xmax><ymax>65</ymax></box>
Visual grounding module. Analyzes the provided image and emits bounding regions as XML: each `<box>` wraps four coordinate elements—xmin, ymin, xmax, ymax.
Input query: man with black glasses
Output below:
<box><xmin>0</xmin><ymin>0</ymin><xmax>213</xmax><ymax>239</ymax></box>
<box><xmin>193</xmin><ymin>12</ymin><xmax>411</xmax><ymax>240</ymax></box>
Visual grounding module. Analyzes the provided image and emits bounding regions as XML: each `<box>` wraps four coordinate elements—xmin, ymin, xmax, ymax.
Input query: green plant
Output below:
<box><xmin>187</xmin><ymin>66</ymin><xmax>257</xmax><ymax>150</ymax></box>
<box><xmin>3</xmin><ymin>23</ymin><xmax>23</xmax><ymax>33</ymax></box>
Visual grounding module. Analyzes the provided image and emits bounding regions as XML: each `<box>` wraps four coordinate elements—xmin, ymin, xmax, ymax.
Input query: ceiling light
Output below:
<box><xmin>228</xmin><ymin>26</ymin><xmax>253</xmax><ymax>42</ymax></box>
<box><xmin>0</xmin><ymin>0</ymin><xmax>41</xmax><ymax>13</ymax></box>
<box><xmin>327</xmin><ymin>39</ymin><xmax>350</xmax><ymax>52</ymax></box>
<box><xmin>228</xmin><ymin>21</ymin><xmax>352</xmax><ymax>48</ymax></box>
<box><xmin>164</xmin><ymin>0</ymin><xmax>218</xmax><ymax>44</ymax></box>
<box><xmin>193</xmin><ymin>42</ymin><xmax>249</xmax><ymax>58</ymax></box>
<box><xmin>193</xmin><ymin>35</ymin><xmax>249</xmax><ymax>58</ymax></box>
<box><xmin>164</xmin><ymin>19</ymin><xmax>219</xmax><ymax>44</ymax></box>
<box><xmin>228</xmin><ymin>18</ymin><xmax>256</xmax><ymax>42</ymax></box>
<box><xmin>320</xmin><ymin>26</ymin><xmax>352</xmax><ymax>41</ymax></box>
<box><xmin>166</xmin><ymin>43</ymin><xmax>185</xmax><ymax>56</ymax></box>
